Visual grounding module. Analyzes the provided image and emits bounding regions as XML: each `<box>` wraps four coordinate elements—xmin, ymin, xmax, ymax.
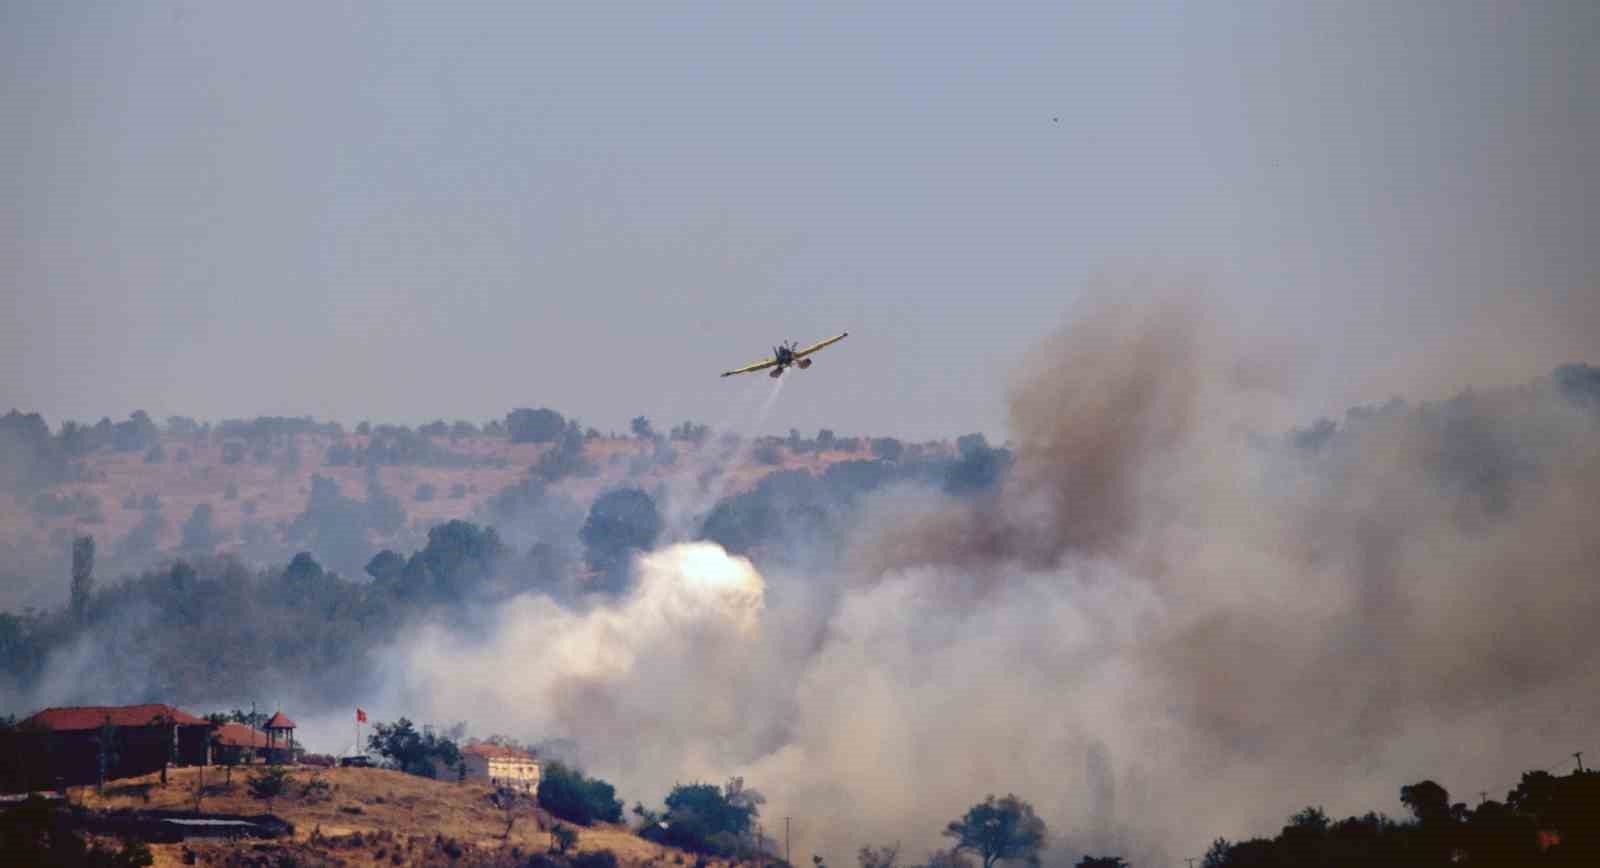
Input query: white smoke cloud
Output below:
<box><xmin>390</xmin><ymin>542</ymin><xmax>782</xmax><ymax>795</ymax></box>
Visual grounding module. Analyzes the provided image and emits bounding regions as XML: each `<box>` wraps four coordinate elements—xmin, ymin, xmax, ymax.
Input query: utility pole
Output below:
<box><xmin>1479</xmin><ymin>791</ymin><xmax>1488</xmax><ymax>805</ymax></box>
<box><xmin>1575</xmin><ymin>752</ymin><xmax>1585</xmax><ymax>773</ymax></box>
<box><xmin>786</xmin><ymin>817</ymin><xmax>791</xmax><ymax>866</ymax></box>
<box><xmin>1185</xmin><ymin>858</ymin><xmax>1197</xmax><ymax>868</ymax></box>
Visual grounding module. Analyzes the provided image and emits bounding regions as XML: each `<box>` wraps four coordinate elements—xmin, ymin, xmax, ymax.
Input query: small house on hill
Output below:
<box><xmin>211</xmin><ymin>722</ymin><xmax>271</xmax><ymax>765</ymax></box>
<box><xmin>461</xmin><ymin>740</ymin><xmax>541</xmax><ymax>792</ymax></box>
<box><xmin>0</xmin><ymin>703</ymin><xmax>212</xmax><ymax>793</ymax></box>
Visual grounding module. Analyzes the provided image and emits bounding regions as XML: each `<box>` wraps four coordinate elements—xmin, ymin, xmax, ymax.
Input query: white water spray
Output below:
<box><xmin>661</xmin><ymin>375</ymin><xmax>787</xmax><ymax>540</ymax></box>
<box><xmin>392</xmin><ymin>541</ymin><xmax>771</xmax><ymax>792</ymax></box>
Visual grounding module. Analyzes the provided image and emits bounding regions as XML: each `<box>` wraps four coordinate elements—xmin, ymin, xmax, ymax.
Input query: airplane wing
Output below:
<box><xmin>793</xmin><ymin>332</ymin><xmax>849</xmax><ymax>359</ymax></box>
<box><xmin>721</xmin><ymin>357</ymin><xmax>778</xmax><ymax>377</ymax></box>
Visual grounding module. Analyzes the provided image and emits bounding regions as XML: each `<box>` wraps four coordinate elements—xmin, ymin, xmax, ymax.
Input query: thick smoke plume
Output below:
<box><xmin>385</xmin><ymin>291</ymin><xmax>1600</xmax><ymax>865</ymax></box>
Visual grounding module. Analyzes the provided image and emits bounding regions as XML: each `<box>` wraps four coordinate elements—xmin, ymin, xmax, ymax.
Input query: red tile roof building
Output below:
<box><xmin>22</xmin><ymin>704</ymin><xmax>209</xmax><ymax>731</ymax></box>
<box><xmin>463</xmin><ymin>741</ymin><xmax>533</xmax><ymax>760</ymax></box>
<box><xmin>3</xmin><ymin>703</ymin><xmax>212</xmax><ymax>792</ymax></box>
<box><xmin>209</xmin><ymin>722</ymin><xmax>282</xmax><ymax>766</ymax></box>
<box><xmin>213</xmin><ymin>723</ymin><xmax>271</xmax><ymax>749</ymax></box>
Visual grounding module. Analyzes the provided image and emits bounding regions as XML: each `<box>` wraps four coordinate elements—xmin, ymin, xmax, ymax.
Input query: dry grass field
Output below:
<box><xmin>73</xmin><ymin>764</ymin><xmax>721</xmax><ymax>868</ymax></box>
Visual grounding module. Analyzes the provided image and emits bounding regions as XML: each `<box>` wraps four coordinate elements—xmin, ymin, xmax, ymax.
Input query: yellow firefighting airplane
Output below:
<box><xmin>720</xmin><ymin>332</ymin><xmax>849</xmax><ymax>378</ymax></box>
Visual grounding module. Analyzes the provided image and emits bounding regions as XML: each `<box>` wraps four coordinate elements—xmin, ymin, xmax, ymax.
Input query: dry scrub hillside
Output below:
<box><xmin>4</xmin><ymin>430</ymin><xmax>943</xmax><ymax>575</ymax></box>
<box><xmin>74</xmin><ymin>764</ymin><xmax>722</xmax><ymax>868</ymax></box>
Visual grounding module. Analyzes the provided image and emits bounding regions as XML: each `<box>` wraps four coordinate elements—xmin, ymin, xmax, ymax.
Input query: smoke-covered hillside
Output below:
<box><xmin>0</xmin><ymin>401</ymin><xmax>998</xmax><ymax>710</ymax></box>
<box><xmin>3</xmin><ymin>299</ymin><xmax>1599</xmax><ymax>865</ymax></box>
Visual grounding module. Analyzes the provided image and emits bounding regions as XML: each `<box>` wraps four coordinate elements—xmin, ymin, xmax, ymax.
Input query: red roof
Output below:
<box><xmin>464</xmin><ymin>740</ymin><xmax>535</xmax><ymax>760</ymax></box>
<box><xmin>22</xmin><ymin>704</ymin><xmax>210</xmax><ymax>731</ymax></box>
<box><xmin>212</xmin><ymin>722</ymin><xmax>270</xmax><ymax>749</ymax></box>
<box><xmin>264</xmin><ymin>711</ymin><xmax>297</xmax><ymax>730</ymax></box>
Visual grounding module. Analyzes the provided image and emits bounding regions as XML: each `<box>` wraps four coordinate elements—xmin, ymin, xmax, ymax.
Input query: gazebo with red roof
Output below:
<box><xmin>263</xmin><ymin>711</ymin><xmax>298</xmax><ymax>763</ymax></box>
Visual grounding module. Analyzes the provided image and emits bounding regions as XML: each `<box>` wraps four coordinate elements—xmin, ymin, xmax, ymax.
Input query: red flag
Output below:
<box><xmin>356</xmin><ymin>708</ymin><xmax>367</xmax><ymax>723</ymax></box>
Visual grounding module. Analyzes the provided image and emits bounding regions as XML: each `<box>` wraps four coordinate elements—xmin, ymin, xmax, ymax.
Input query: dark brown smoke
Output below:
<box><xmin>828</xmin><ymin>289</ymin><xmax>1600</xmax><ymax>863</ymax></box>
<box><xmin>861</xmin><ymin>291</ymin><xmax>1220</xmax><ymax>575</ymax></box>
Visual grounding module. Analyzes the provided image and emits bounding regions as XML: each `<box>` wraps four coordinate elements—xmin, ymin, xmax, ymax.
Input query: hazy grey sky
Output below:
<box><xmin>4</xmin><ymin>1</ymin><xmax>1596</xmax><ymax>440</ymax></box>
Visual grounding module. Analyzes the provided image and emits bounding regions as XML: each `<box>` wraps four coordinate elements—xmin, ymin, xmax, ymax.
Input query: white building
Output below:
<box><xmin>462</xmin><ymin>740</ymin><xmax>541</xmax><ymax>792</ymax></box>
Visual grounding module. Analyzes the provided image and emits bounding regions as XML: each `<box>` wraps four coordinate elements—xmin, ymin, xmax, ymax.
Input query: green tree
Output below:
<box><xmin>146</xmin><ymin>709</ymin><xmax>185</xmax><ymax>786</ymax></box>
<box><xmin>180</xmin><ymin>503</ymin><xmax>218</xmax><ymax>552</ymax></box>
<box><xmin>396</xmin><ymin>520</ymin><xmax>509</xmax><ymax>602</ymax></box>
<box><xmin>942</xmin><ymin>795</ymin><xmax>1047</xmax><ymax>868</ymax></box>
<box><xmin>507</xmin><ymin>407</ymin><xmax>567</xmax><ymax>443</ymax></box>
<box><xmin>1200</xmin><ymin>838</ymin><xmax>1231</xmax><ymax>868</ymax></box>
<box><xmin>537</xmin><ymin>761</ymin><xmax>623</xmax><ymax>826</ymax></box>
<box><xmin>366</xmin><ymin>717</ymin><xmax>461</xmax><ymax>778</ymax></box>
<box><xmin>642</xmin><ymin>777</ymin><xmax>763</xmax><ymax>857</ymax></box>
<box><xmin>70</xmin><ymin>535</ymin><xmax>94</xmax><ymax>621</ymax></box>
<box><xmin>1400</xmin><ymin>780</ymin><xmax>1452</xmax><ymax>825</ymax></box>
<box><xmin>365</xmin><ymin>549</ymin><xmax>405</xmax><ymax>583</ymax></box>
<box><xmin>580</xmin><ymin>488</ymin><xmax>661</xmax><ymax>588</ymax></box>
<box><xmin>284</xmin><ymin>551</ymin><xmax>324</xmax><ymax>585</ymax></box>
<box><xmin>93</xmin><ymin>717</ymin><xmax>119</xmax><ymax>794</ymax></box>
<box><xmin>871</xmin><ymin>437</ymin><xmax>904</xmax><ymax>462</ymax></box>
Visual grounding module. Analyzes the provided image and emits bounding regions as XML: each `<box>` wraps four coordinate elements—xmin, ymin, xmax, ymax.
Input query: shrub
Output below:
<box><xmin>247</xmin><ymin>766</ymin><xmax>294</xmax><ymax>812</ymax></box>
<box><xmin>301</xmin><ymin>773</ymin><xmax>332</xmax><ymax>803</ymax></box>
